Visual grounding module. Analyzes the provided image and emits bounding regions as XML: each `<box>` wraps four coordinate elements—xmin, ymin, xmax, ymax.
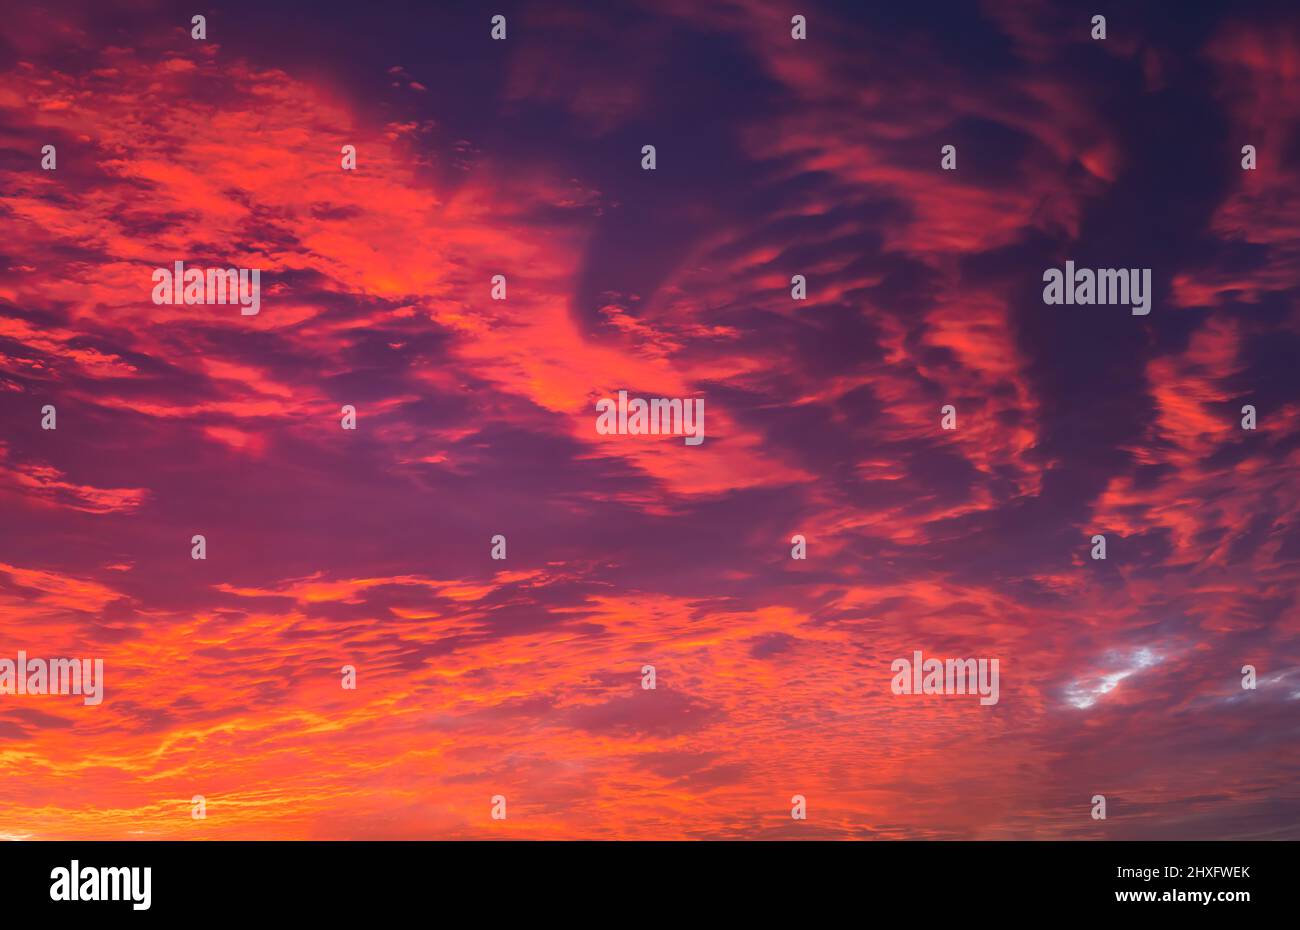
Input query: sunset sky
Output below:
<box><xmin>1</xmin><ymin>0</ymin><xmax>1298</xmax><ymax>840</ymax></box>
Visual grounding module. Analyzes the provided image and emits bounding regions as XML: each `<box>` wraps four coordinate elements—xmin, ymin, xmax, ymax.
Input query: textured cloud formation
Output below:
<box><xmin>0</xmin><ymin>0</ymin><xmax>1297</xmax><ymax>839</ymax></box>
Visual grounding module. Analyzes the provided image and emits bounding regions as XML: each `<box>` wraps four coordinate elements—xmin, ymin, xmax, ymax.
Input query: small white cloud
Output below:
<box><xmin>1065</xmin><ymin>647</ymin><xmax>1161</xmax><ymax>709</ymax></box>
